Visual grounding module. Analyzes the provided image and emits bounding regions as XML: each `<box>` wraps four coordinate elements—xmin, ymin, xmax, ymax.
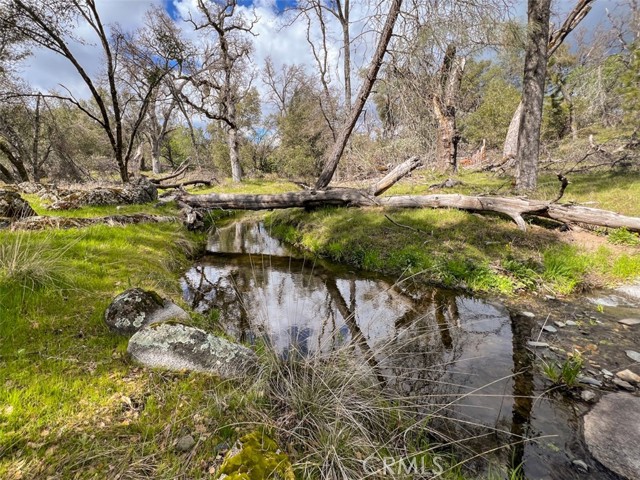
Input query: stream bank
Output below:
<box><xmin>182</xmin><ymin>220</ymin><xmax>639</xmax><ymax>479</ymax></box>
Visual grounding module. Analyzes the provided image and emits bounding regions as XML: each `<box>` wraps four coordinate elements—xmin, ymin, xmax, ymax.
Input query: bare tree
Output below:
<box><xmin>2</xmin><ymin>0</ymin><xmax>177</xmax><ymax>182</ymax></box>
<box><xmin>262</xmin><ymin>58</ymin><xmax>309</xmax><ymax>117</ymax></box>
<box><xmin>178</xmin><ymin>0</ymin><xmax>257</xmax><ymax>183</ymax></box>
<box><xmin>315</xmin><ymin>0</ymin><xmax>403</xmax><ymax>189</ymax></box>
<box><xmin>432</xmin><ymin>44</ymin><xmax>466</xmax><ymax>172</ymax></box>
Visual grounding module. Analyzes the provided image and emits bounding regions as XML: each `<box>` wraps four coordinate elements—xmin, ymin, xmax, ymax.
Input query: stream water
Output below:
<box><xmin>180</xmin><ymin>222</ymin><xmax>620</xmax><ymax>479</ymax></box>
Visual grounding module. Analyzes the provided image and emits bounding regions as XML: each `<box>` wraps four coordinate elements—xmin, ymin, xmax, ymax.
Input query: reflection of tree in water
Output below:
<box><xmin>182</xmin><ymin>253</ymin><xmax>535</xmax><ymax>474</ymax></box>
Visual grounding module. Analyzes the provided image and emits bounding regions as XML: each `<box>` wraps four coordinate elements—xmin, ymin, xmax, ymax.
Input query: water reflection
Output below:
<box><xmin>181</xmin><ymin>222</ymin><xmax>614</xmax><ymax>479</ymax></box>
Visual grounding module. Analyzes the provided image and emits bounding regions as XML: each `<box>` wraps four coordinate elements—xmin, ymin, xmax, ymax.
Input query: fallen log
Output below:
<box><xmin>9</xmin><ymin>214</ymin><xmax>176</xmax><ymax>231</ymax></box>
<box><xmin>158</xmin><ymin>179</ymin><xmax>214</xmax><ymax>189</ymax></box>
<box><xmin>368</xmin><ymin>156</ymin><xmax>422</xmax><ymax>196</ymax></box>
<box><xmin>178</xmin><ymin>189</ymin><xmax>640</xmax><ymax>233</ymax></box>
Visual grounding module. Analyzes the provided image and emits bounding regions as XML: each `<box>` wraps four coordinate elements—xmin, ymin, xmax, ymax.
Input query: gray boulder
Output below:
<box><xmin>105</xmin><ymin>288</ymin><xmax>189</xmax><ymax>335</ymax></box>
<box><xmin>0</xmin><ymin>189</ymin><xmax>37</xmax><ymax>220</ymax></box>
<box><xmin>50</xmin><ymin>177</ymin><xmax>157</xmax><ymax>210</ymax></box>
<box><xmin>127</xmin><ymin>323</ymin><xmax>258</xmax><ymax>379</ymax></box>
<box><xmin>584</xmin><ymin>393</ymin><xmax>640</xmax><ymax>479</ymax></box>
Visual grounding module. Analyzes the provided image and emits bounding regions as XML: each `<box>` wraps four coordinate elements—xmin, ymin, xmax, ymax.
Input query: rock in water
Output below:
<box><xmin>105</xmin><ymin>288</ymin><xmax>189</xmax><ymax>335</ymax></box>
<box><xmin>127</xmin><ymin>323</ymin><xmax>258</xmax><ymax>378</ymax></box>
<box><xmin>584</xmin><ymin>393</ymin><xmax>640</xmax><ymax>479</ymax></box>
<box><xmin>626</xmin><ymin>350</ymin><xmax>640</xmax><ymax>363</ymax></box>
<box><xmin>0</xmin><ymin>190</ymin><xmax>37</xmax><ymax>220</ymax></box>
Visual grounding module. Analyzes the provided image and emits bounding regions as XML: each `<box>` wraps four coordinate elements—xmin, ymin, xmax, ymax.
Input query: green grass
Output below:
<box><xmin>0</xmin><ymin>221</ymin><xmax>264</xmax><ymax>479</ymax></box>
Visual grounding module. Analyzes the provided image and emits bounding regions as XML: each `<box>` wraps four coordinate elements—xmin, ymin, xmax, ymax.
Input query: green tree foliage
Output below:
<box><xmin>459</xmin><ymin>69</ymin><xmax>520</xmax><ymax>148</ymax></box>
<box><xmin>270</xmin><ymin>84</ymin><xmax>333</xmax><ymax>179</ymax></box>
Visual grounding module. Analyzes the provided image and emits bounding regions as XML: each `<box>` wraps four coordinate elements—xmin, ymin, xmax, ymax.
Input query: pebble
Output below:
<box><xmin>554</xmin><ymin>321</ymin><xmax>566</xmax><ymax>328</ymax></box>
<box><xmin>521</xmin><ymin>311</ymin><xmax>535</xmax><ymax>318</ymax></box>
<box><xmin>626</xmin><ymin>350</ymin><xmax>640</xmax><ymax>363</ymax></box>
<box><xmin>619</xmin><ymin>318</ymin><xmax>640</xmax><ymax>326</ymax></box>
<box><xmin>542</xmin><ymin>325</ymin><xmax>557</xmax><ymax>333</ymax></box>
<box><xmin>601</xmin><ymin>369</ymin><xmax>614</xmax><ymax>378</ymax></box>
<box><xmin>616</xmin><ymin>369</ymin><xmax>640</xmax><ymax>384</ymax></box>
<box><xmin>565</xmin><ymin>320</ymin><xmax>578</xmax><ymax>326</ymax></box>
<box><xmin>577</xmin><ymin>375</ymin><xmax>603</xmax><ymax>387</ymax></box>
<box><xmin>572</xmin><ymin>459</ymin><xmax>589</xmax><ymax>473</ymax></box>
<box><xmin>527</xmin><ymin>341</ymin><xmax>549</xmax><ymax>348</ymax></box>
<box><xmin>175</xmin><ymin>434</ymin><xmax>196</xmax><ymax>452</ymax></box>
<box><xmin>580</xmin><ymin>390</ymin><xmax>596</xmax><ymax>402</ymax></box>
<box><xmin>612</xmin><ymin>378</ymin><xmax>635</xmax><ymax>391</ymax></box>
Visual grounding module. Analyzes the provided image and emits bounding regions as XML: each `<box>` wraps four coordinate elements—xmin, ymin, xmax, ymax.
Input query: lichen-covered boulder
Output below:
<box><xmin>127</xmin><ymin>323</ymin><xmax>258</xmax><ymax>378</ymax></box>
<box><xmin>216</xmin><ymin>431</ymin><xmax>294</xmax><ymax>479</ymax></box>
<box><xmin>0</xmin><ymin>189</ymin><xmax>37</xmax><ymax>220</ymax></box>
<box><xmin>50</xmin><ymin>177</ymin><xmax>158</xmax><ymax>210</ymax></box>
<box><xmin>105</xmin><ymin>288</ymin><xmax>189</xmax><ymax>335</ymax></box>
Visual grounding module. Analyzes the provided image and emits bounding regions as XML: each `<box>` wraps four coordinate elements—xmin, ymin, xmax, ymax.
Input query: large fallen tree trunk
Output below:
<box><xmin>178</xmin><ymin>189</ymin><xmax>640</xmax><ymax>232</ymax></box>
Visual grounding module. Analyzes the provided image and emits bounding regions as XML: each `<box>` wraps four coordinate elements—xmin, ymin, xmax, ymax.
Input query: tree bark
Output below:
<box><xmin>503</xmin><ymin>0</ymin><xmax>593</xmax><ymax>163</ymax></box>
<box><xmin>228</xmin><ymin>123</ymin><xmax>243</xmax><ymax>183</ymax></box>
<box><xmin>515</xmin><ymin>0</ymin><xmax>551</xmax><ymax>191</ymax></box>
<box><xmin>315</xmin><ymin>0</ymin><xmax>403</xmax><ymax>189</ymax></box>
<box><xmin>178</xmin><ymin>189</ymin><xmax>640</xmax><ymax>233</ymax></box>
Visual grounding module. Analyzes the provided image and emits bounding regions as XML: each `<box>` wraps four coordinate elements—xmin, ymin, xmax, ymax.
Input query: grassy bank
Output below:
<box><xmin>0</xmin><ymin>216</ymin><xmax>267</xmax><ymax>479</ymax></box>
<box><xmin>1</xmin><ymin>196</ymin><xmax>471</xmax><ymax>479</ymax></box>
<box><xmin>266</xmin><ymin>171</ymin><xmax>640</xmax><ymax>296</ymax></box>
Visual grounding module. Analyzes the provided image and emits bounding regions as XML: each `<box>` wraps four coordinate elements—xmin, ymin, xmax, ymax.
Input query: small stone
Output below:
<box><xmin>612</xmin><ymin>378</ymin><xmax>635</xmax><ymax>391</ymax></box>
<box><xmin>527</xmin><ymin>341</ymin><xmax>549</xmax><ymax>348</ymax></box>
<box><xmin>581</xmin><ymin>390</ymin><xmax>596</xmax><ymax>402</ymax></box>
<box><xmin>602</xmin><ymin>369</ymin><xmax>614</xmax><ymax>378</ymax></box>
<box><xmin>577</xmin><ymin>375</ymin><xmax>602</xmax><ymax>387</ymax></box>
<box><xmin>626</xmin><ymin>350</ymin><xmax>640</xmax><ymax>363</ymax></box>
<box><xmin>175</xmin><ymin>434</ymin><xmax>196</xmax><ymax>452</ymax></box>
<box><xmin>616</xmin><ymin>369</ymin><xmax>640</xmax><ymax>384</ymax></box>
<box><xmin>565</xmin><ymin>320</ymin><xmax>578</xmax><ymax>326</ymax></box>
<box><xmin>542</xmin><ymin>325</ymin><xmax>557</xmax><ymax>333</ymax></box>
<box><xmin>619</xmin><ymin>318</ymin><xmax>640</xmax><ymax>326</ymax></box>
<box><xmin>572</xmin><ymin>459</ymin><xmax>589</xmax><ymax>473</ymax></box>
<box><xmin>554</xmin><ymin>321</ymin><xmax>566</xmax><ymax>328</ymax></box>
<box><xmin>521</xmin><ymin>311</ymin><xmax>535</xmax><ymax>318</ymax></box>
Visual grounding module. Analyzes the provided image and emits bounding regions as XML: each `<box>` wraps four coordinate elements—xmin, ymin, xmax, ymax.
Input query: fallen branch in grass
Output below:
<box><xmin>9</xmin><ymin>214</ymin><xmax>176</xmax><ymax>231</ymax></box>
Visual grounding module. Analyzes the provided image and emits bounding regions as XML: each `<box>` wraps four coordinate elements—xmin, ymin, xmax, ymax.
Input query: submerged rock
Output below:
<box><xmin>0</xmin><ymin>189</ymin><xmax>37</xmax><ymax>220</ymax></box>
<box><xmin>626</xmin><ymin>350</ymin><xmax>640</xmax><ymax>363</ymax></box>
<box><xmin>127</xmin><ymin>323</ymin><xmax>258</xmax><ymax>378</ymax></box>
<box><xmin>584</xmin><ymin>393</ymin><xmax>640</xmax><ymax>479</ymax></box>
<box><xmin>105</xmin><ymin>288</ymin><xmax>189</xmax><ymax>335</ymax></box>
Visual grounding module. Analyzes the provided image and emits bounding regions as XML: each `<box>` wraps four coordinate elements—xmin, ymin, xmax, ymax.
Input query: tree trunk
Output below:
<box><xmin>151</xmin><ymin>138</ymin><xmax>162</xmax><ymax>174</ymax></box>
<box><xmin>503</xmin><ymin>0</ymin><xmax>593</xmax><ymax>161</ymax></box>
<box><xmin>503</xmin><ymin>102</ymin><xmax>522</xmax><ymax>161</ymax></box>
<box><xmin>228</xmin><ymin>125</ymin><xmax>242</xmax><ymax>183</ymax></box>
<box><xmin>178</xmin><ymin>189</ymin><xmax>640</xmax><ymax>233</ymax></box>
<box><xmin>433</xmin><ymin>45</ymin><xmax>465</xmax><ymax>172</ymax></box>
<box><xmin>515</xmin><ymin>0</ymin><xmax>551</xmax><ymax>191</ymax></box>
<box><xmin>315</xmin><ymin>0</ymin><xmax>403</xmax><ymax>189</ymax></box>
<box><xmin>433</xmin><ymin>101</ymin><xmax>459</xmax><ymax>172</ymax></box>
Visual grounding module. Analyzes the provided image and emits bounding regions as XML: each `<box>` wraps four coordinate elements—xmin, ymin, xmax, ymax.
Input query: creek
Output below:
<box><xmin>181</xmin><ymin>221</ymin><xmax>622</xmax><ymax>479</ymax></box>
